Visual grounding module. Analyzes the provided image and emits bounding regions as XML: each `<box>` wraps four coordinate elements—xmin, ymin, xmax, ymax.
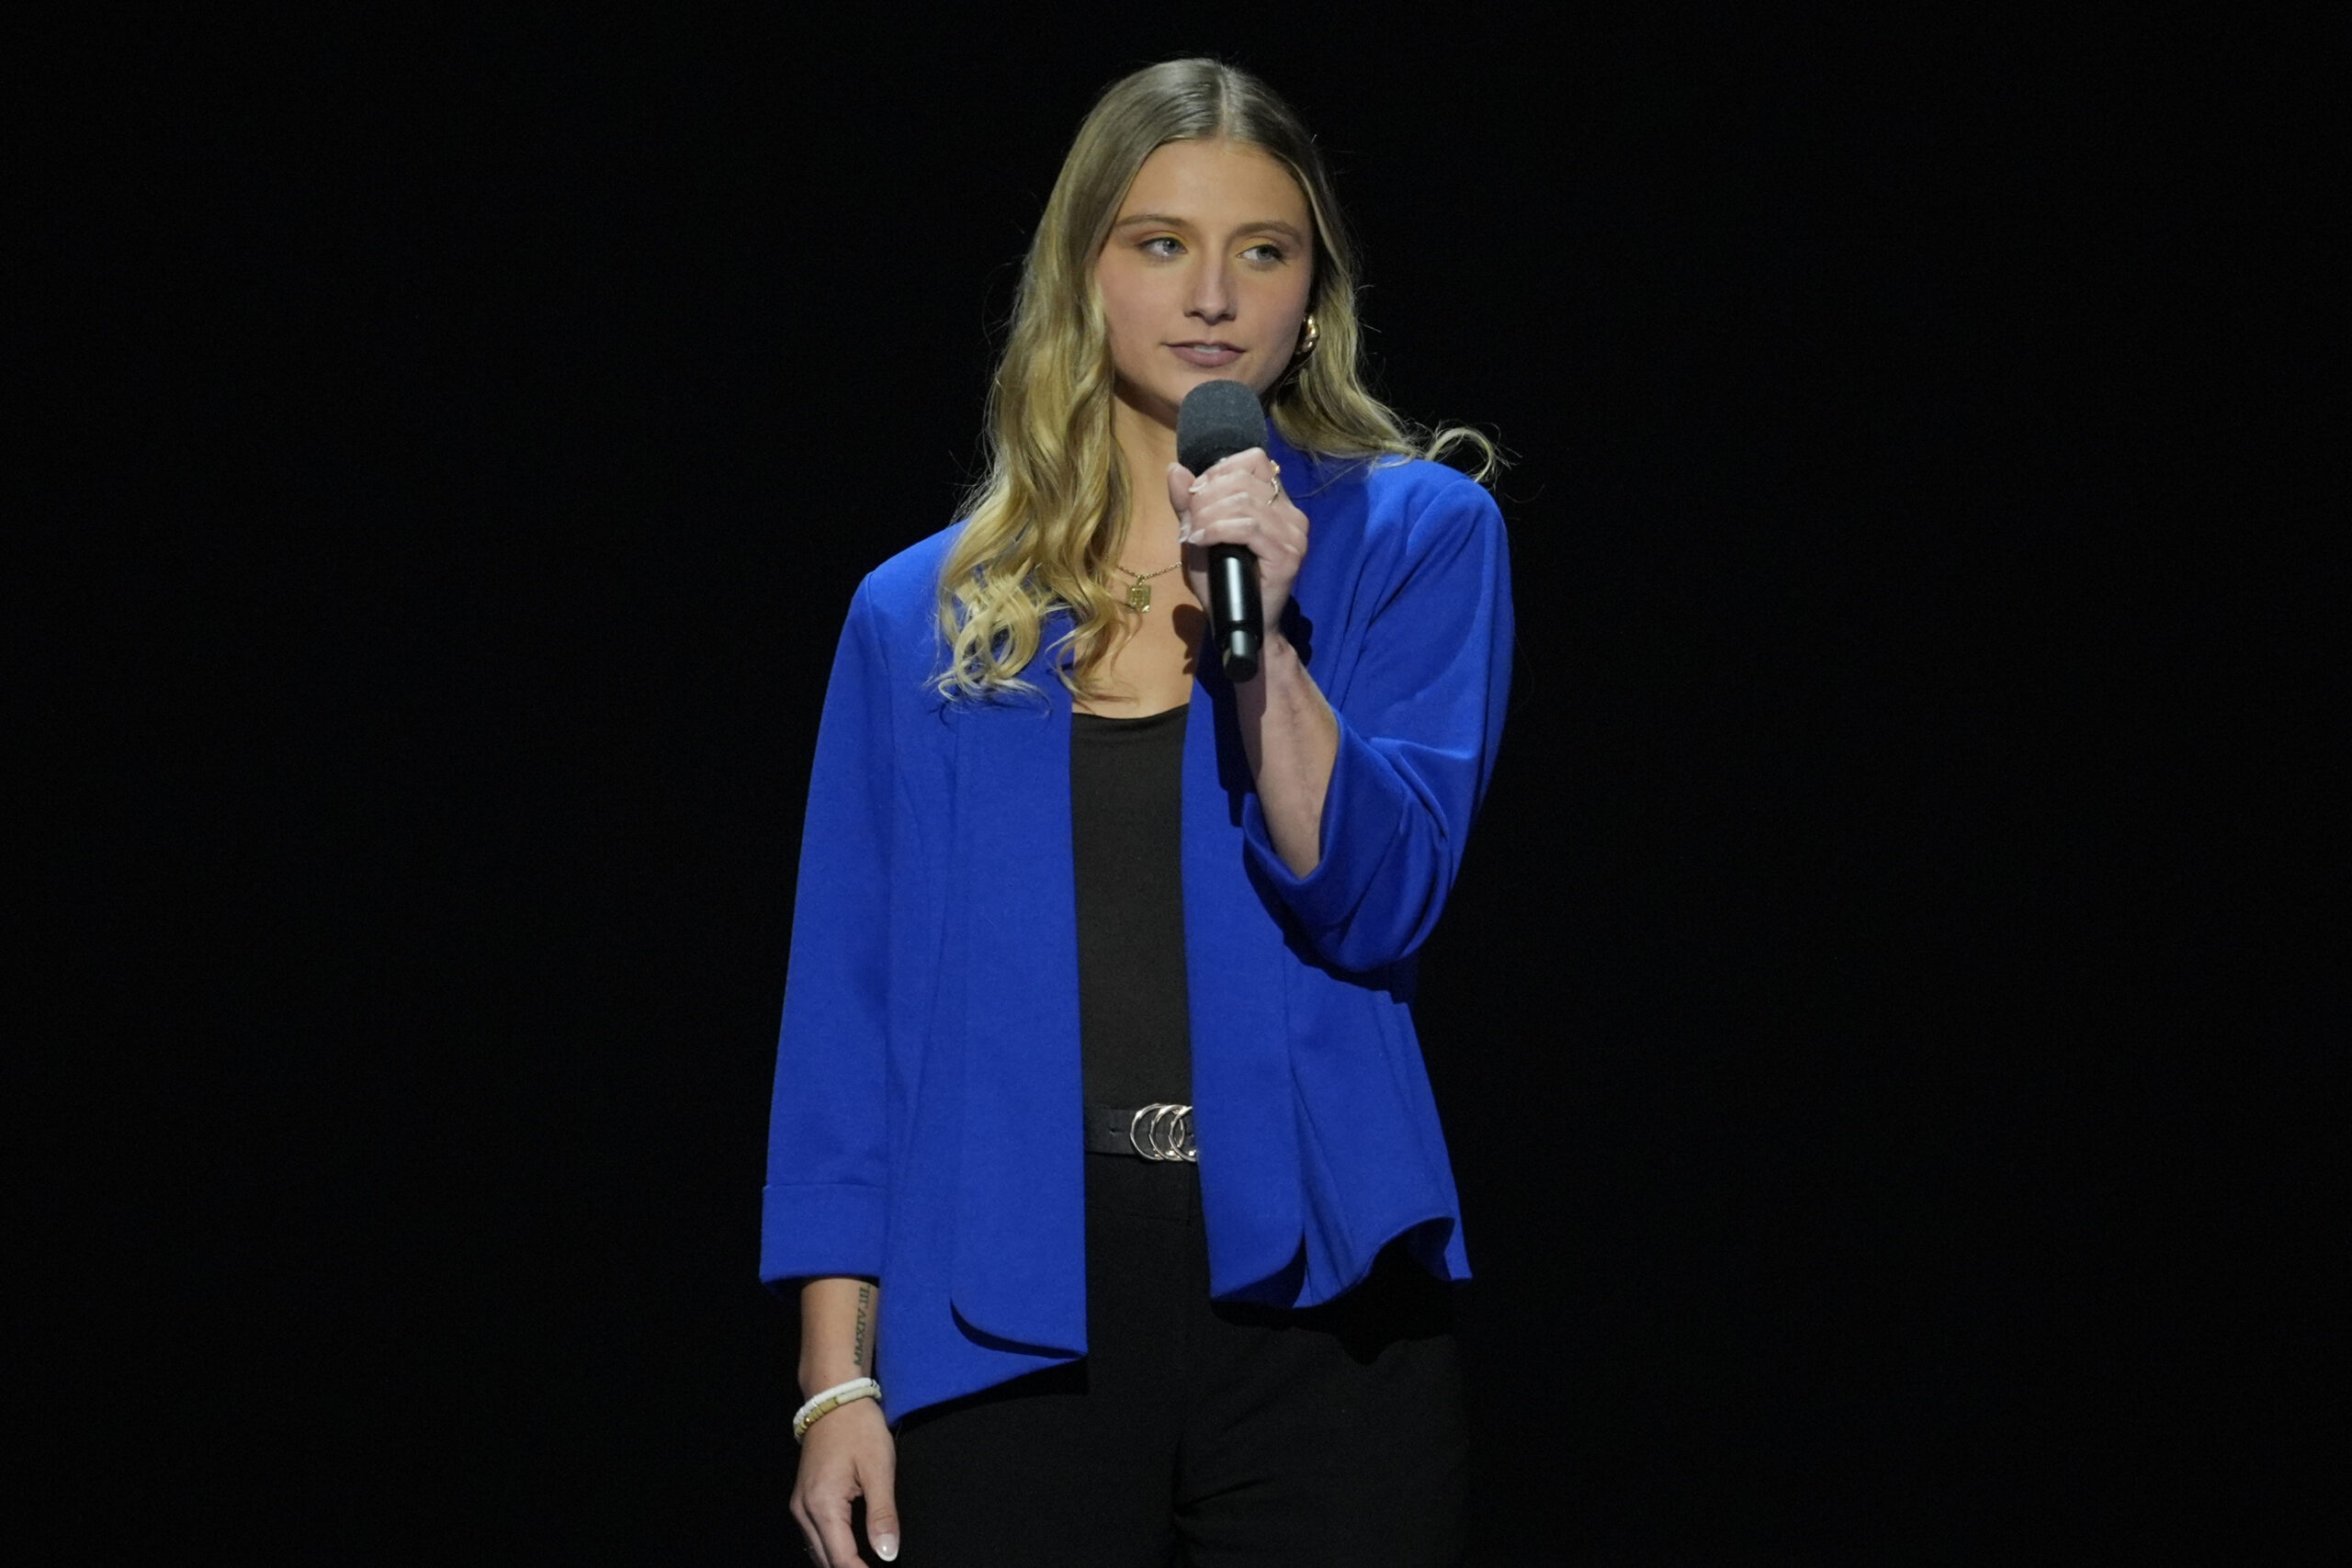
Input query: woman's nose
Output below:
<box><xmin>1186</xmin><ymin>258</ymin><xmax>1235</xmax><ymax>324</ymax></box>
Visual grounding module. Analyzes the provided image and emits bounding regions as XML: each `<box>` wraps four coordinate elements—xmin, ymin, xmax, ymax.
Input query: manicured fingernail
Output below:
<box><xmin>875</xmin><ymin>1535</ymin><xmax>899</xmax><ymax>1562</ymax></box>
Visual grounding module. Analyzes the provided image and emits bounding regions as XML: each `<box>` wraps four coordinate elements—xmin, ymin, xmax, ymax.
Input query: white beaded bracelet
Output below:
<box><xmin>793</xmin><ymin>1375</ymin><xmax>882</xmax><ymax>1443</ymax></box>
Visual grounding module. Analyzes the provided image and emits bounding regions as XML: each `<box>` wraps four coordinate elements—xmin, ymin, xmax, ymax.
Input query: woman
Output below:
<box><xmin>766</xmin><ymin>59</ymin><xmax>1512</xmax><ymax>1567</ymax></box>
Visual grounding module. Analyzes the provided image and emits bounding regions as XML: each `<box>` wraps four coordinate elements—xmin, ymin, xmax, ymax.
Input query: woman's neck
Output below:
<box><xmin>1111</xmin><ymin>390</ymin><xmax>1182</xmax><ymax>571</ymax></box>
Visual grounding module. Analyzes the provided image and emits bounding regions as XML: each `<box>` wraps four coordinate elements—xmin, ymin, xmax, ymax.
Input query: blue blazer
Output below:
<box><xmin>761</xmin><ymin>430</ymin><xmax>1514</xmax><ymax>1425</ymax></box>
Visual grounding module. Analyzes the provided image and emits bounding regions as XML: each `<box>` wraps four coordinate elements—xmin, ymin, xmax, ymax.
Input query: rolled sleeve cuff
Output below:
<box><xmin>760</xmin><ymin>1181</ymin><xmax>888</xmax><ymax>1290</ymax></box>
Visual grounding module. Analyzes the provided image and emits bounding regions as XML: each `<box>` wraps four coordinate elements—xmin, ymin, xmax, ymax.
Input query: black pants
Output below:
<box><xmin>885</xmin><ymin>1153</ymin><xmax>1468</xmax><ymax>1567</ymax></box>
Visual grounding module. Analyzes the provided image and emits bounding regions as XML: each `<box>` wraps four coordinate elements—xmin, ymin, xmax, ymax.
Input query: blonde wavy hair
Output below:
<box><xmin>935</xmin><ymin>58</ymin><xmax>1496</xmax><ymax>700</ymax></box>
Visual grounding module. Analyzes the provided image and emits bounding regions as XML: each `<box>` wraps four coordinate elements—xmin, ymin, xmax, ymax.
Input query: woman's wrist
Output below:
<box><xmin>798</xmin><ymin>1358</ymin><xmax>870</xmax><ymax>1400</ymax></box>
<box><xmin>793</xmin><ymin>1376</ymin><xmax>883</xmax><ymax>1443</ymax></box>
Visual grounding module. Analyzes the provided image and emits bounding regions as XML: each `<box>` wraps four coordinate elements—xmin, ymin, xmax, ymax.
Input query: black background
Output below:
<box><xmin>35</xmin><ymin>7</ymin><xmax>2334</xmax><ymax>1563</ymax></box>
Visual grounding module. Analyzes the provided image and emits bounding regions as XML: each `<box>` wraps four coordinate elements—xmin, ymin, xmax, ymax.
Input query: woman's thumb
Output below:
<box><xmin>1165</xmin><ymin>460</ymin><xmax>1196</xmax><ymax>524</ymax></box>
<box><xmin>864</xmin><ymin>1463</ymin><xmax>901</xmax><ymax>1562</ymax></box>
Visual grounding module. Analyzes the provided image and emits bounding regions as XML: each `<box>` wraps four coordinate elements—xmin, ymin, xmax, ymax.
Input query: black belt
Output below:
<box><xmin>1085</xmin><ymin>1102</ymin><xmax>1197</xmax><ymax>1162</ymax></box>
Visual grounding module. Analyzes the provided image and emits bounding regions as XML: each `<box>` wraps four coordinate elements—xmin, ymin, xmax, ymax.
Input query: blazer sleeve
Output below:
<box><xmin>761</xmin><ymin>575</ymin><xmax>898</xmax><ymax>1287</ymax></box>
<box><xmin>1241</xmin><ymin>478</ymin><xmax>1514</xmax><ymax>973</ymax></box>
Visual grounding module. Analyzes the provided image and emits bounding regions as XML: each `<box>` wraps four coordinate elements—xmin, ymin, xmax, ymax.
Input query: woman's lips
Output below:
<box><xmin>1169</xmin><ymin>342</ymin><xmax>1244</xmax><ymax>367</ymax></box>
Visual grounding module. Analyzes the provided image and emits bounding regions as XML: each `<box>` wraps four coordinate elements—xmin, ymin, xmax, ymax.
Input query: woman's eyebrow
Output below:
<box><xmin>1111</xmin><ymin>212</ymin><xmax>1308</xmax><ymax>244</ymax></box>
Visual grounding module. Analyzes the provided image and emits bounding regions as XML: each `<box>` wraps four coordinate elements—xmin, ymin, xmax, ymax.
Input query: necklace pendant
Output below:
<box><xmin>1126</xmin><ymin>580</ymin><xmax>1152</xmax><ymax>612</ymax></box>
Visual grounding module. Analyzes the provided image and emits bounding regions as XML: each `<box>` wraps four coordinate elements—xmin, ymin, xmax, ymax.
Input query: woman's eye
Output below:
<box><xmin>1243</xmin><ymin>243</ymin><xmax>1288</xmax><ymax>265</ymax></box>
<box><xmin>1141</xmin><ymin>236</ymin><xmax>1184</xmax><ymax>257</ymax></box>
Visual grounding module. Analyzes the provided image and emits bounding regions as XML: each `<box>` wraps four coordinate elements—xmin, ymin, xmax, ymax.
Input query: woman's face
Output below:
<box><xmin>1095</xmin><ymin>138</ymin><xmax>1316</xmax><ymax>429</ymax></box>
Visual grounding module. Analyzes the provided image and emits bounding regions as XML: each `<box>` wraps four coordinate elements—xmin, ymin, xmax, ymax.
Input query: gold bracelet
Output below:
<box><xmin>792</xmin><ymin>1376</ymin><xmax>882</xmax><ymax>1443</ymax></box>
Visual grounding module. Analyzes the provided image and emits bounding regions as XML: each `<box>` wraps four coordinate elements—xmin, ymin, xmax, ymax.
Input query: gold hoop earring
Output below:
<box><xmin>1295</xmin><ymin>313</ymin><xmax>1320</xmax><ymax>359</ymax></box>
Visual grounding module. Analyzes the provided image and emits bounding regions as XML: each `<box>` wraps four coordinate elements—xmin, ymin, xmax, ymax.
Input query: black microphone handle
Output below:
<box><xmin>1207</xmin><ymin>543</ymin><xmax>1262</xmax><ymax>682</ymax></box>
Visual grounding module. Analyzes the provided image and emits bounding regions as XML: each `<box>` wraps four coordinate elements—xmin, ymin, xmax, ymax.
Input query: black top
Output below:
<box><xmin>1070</xmin><ymin>704</ymin><xmax>1193</xmax><ymax>1109</ymax></box>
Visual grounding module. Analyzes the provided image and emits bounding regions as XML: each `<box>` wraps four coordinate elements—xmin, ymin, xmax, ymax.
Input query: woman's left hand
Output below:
<box><xmin>1166</xmin><ymin>447</ymin><xmax>1309</xmax><ymax>650</ymax></box>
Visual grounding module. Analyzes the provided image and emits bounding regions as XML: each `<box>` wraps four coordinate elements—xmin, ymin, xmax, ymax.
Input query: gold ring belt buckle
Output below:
<box><xmin>1126</xmin><ymin>1102</ymin><xmax>1196</xmax><ymax>1162</ymax></box>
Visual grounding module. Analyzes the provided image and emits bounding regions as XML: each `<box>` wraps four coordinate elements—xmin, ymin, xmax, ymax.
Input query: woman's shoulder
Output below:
<box><xmin>1299</xmin><ymin>447</ymin><xmax>1503</xmax><ymax>556</ymax></box>
<box><xmin>845</xmin><ymin>522</ymin><xmax>964</xmax><ymax>626</ymax></box>
<box><xmin>1357</xmin><ymin>452</ymin><xmax>1497</xmax><ymax>513</ymax></box>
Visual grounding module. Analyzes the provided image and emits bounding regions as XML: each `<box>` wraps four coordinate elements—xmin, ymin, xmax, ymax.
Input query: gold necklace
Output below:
<box><xmin>1109</xmin><ymin>559</ymin><xmax>1182</xmax><ymax>612</ymax></box>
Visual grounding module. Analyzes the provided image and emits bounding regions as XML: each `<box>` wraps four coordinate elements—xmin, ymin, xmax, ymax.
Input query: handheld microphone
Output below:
<box><xmin>1175</xmin><ymin>379</ymin><xmax>1269</xmax><ymax>682</ymax></box>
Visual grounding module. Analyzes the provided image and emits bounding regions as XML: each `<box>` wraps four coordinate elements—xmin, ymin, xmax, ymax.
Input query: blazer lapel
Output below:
<box><xmin>945</xmin><ymin>647</ymin><xmax>1089</xmax><ymax>1356</ymax></box>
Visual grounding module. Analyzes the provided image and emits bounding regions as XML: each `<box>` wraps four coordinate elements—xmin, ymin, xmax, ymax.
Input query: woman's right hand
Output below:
<box><xmin>791</xmin><ymin>1395</ymin><xmax>899</xmax><ymax>1564</ymax></box>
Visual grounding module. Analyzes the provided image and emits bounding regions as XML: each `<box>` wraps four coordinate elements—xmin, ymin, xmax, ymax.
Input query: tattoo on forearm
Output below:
<box><xmin>853</xmin><ymin>1283</ymin><xmax>873</xmax><ymax>1373</ymax></box>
